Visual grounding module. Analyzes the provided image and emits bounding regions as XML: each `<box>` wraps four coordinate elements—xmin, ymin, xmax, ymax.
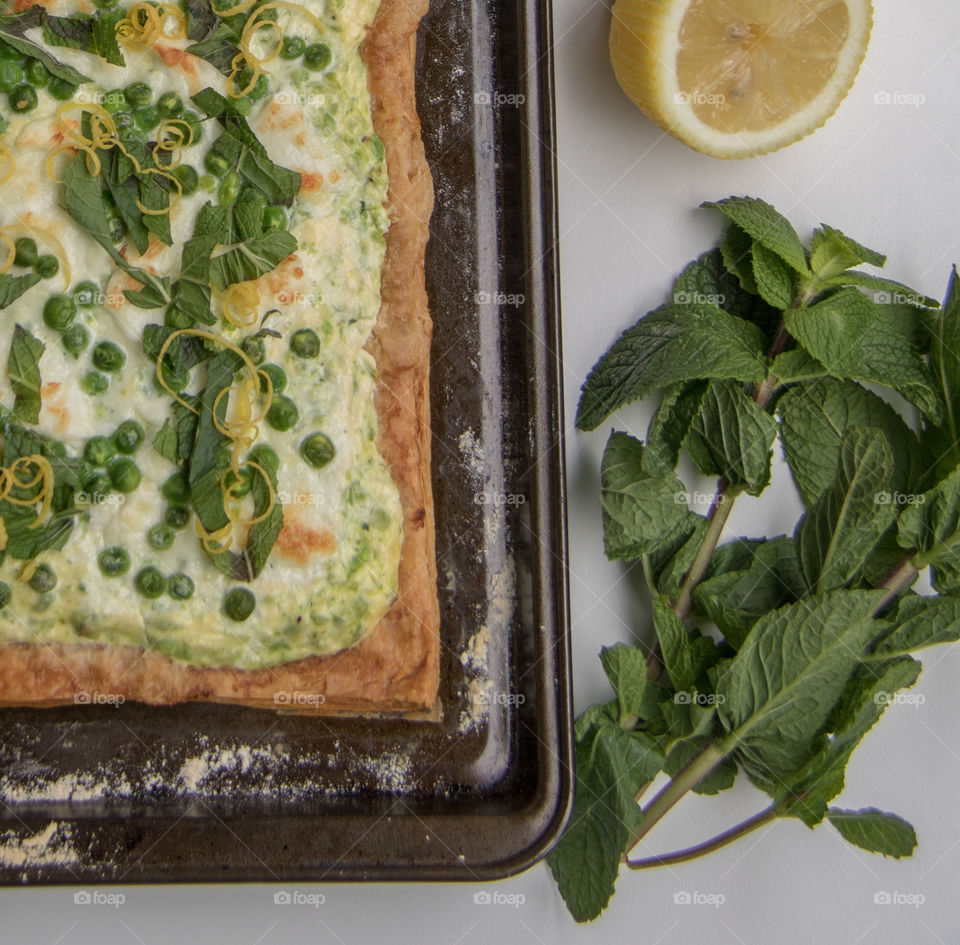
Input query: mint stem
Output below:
<box><xmin>875</xmin><ymin>558</ymin><xmax>919</xmax><ymax>613</ymax></box>
<box><xmin>625</xmin><ymin>804</ymin><xmax>777</xmax><ymax>870</ymax></box>
<box><xmin>624</xmin><ymin>741</ymin><xmax>729</xmax><ymax>859</ymax></box>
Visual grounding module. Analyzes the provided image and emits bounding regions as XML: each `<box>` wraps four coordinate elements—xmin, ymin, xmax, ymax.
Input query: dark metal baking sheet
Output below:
<box><xmin>0</xmin><ymin>0</ymin><xmax>571</xmax><ymax>883</ymax></box>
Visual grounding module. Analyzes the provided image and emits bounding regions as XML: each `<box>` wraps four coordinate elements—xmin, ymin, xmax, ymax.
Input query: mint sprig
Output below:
<box><xmin>549</xmin><ymin>196</ymin><xmax>959</xmax><ymax>922</ymax></box>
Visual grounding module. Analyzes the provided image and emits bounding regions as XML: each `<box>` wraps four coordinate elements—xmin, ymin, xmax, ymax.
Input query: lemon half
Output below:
<box><xmin>610</xmin><ymin>0</ymin><xmax>873</xmax><ymax>159</ymax></box>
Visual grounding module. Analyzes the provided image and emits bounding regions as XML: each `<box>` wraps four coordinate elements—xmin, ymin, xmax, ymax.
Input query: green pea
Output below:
<box><xmin>204</xmin><ymin>150</ymin><xmax>231</xmax><ymax>177</ymax></box>
<box><xmin>266</xmin><ymin>394</ymin><xmax>299</xmax><ymax>431</ymax></box>
<box><xmin>124</xmin><ymin>81</ymin><xmax>151</xmax><ymax>108</ymax></box>
<box><xmin>62</xmin><ymin>323</ymin><xmax>90</xmax><ymax>358</ymax></box>
<box><xmin>224</xmin><ymin>587</ymin><xmax>255</xmax><ymax>621</ymax></box>
<box><xmin>156</xmin><ymin>91</ymin><xmax>182</xmax><ymax>117</ymax></box>
<box><xmin>133</xmin><ymin>105</ymin><xmax>160</xmax><ymax>131</ymax></box>
<box><xmin>304</xmin><ymin>42</ymin><xmax>332</xmax><ymax>70</ymax></box>
<box><xmin>92</xmin><ymin>340</ymin><xmax>126</xmax><ymax>373</ymax></box>
<box><xmin>248</xmin><ymin>74</ymin><xmax>269</xmax><ymax>101</ymax></box>
<box><xmin>9</xmin><ymin>84</ymin><xmax>37</xmax><ymax>113</ymax></box>
<box><xmin>82</xmin><ymin>472</ymin><xmax>112</xmax><ymax>502</ymax></box>
<box><xmin>43</xmin><ymin>293</ymin><xmax>76</xmax><ymax>331</ymax></box>
<box><xmin>13</xmin><ymin>237</ymin><xmax>37</xmax><ymax>267</ymax></box>
<box><xmin>28</xmin><ymin>563</ymin><xmax>56</xmax><ymax>593</ymax></box>
<box><xmin>48</xmin><ymin>77</ymin><xmax>77</xmax><ymax>101</ymax></box>
<box><xmin>83</xmin><ymin>435</ymin><xmax>115</xmax><ymax>467</ymax></box>
<box><xmin>218</xmin><ymin>169</ymin><xmax>241</xmax><ymax>206</ymax></box>
<box><xmin>107</xmin><ymin>215</ymin><xmax>125</xmax><ymax>243</ymax></box>
<box><xmin>241</xmin><ymin>336</ymin><xmax>266</xmax><ymax>365</ymax></box>
<box><xmin>200</xmin><ymin>174</ymin><xmax>217</xmax><ymax>194</ymax></box>
<box><xmin>98</xmin><ymin>546</ymin><xmax>130</xmax><ymax>576</ymax></box>
<box><xmin>259</xmin><ymin>362</ymin><xmax>287</xmax><ymax>394</ymax></box>
<box><xmin>280</xmin><ymin>35</ymin><xmax>306</xmax><ymax>59</ymax></box>
<box><xmin>168</xmin><ymin>572</ymin><xmax>194</xmax><ymax>600</ymax></box>
<box><xmin>0</xmin><ymin>42</ymin><xmax>19</xmax><ymax>60</ymax></box>
<box><xmin>81</xmin><ymin>371</ymin><xmax>109</xmax><ymax>395</ymax></box>
<box><xmin>173</xmin><ymin>164</ymin><xmax>199</xmax><ymax>196</ymax></box>
<box><xmin>34</xmin><ymin>254</ymin><xmax>59</xmax><ymax>280</ymax></box>
<box><xmin>165</xmin><ymin>504</ymin><xmax>190</xmax><ymax>530</ymax></box>
<box><xmin>290</xmin><ymin>328</ymin><xmax>320</xmax><ymax>358</ymax></box>
<box><xmin>101</xmin><ymin>89</ymin><xmax>126</xmax><ymax>113</ymax></box>
<box><xmin>113</xmin><ymin>420</ymin><xmax>145</xmax><ymax>454</ymax></box>
<box><xmin>0</xmin><ymin>61</ymin><xmax>22</xmax><ymax>92</ymax></box>
<box><xmin>91</xmin><ymin>0</ymin><xmax>118</xmax><ymax>8</ymax></box>
<box><xmin>262</xmin><ymin>205</ymin><xmax>286</xmax><ymax>231</ymax></box>
<box><xmin>224</xmin><ymin>466</ymin><xmax>252</xmax><ymax>499</ymax></box>
<box><xmin>0</xmin><ymin>581</ymin><xmax>11</xmax><ymax>608</ymax></box>
<box><xmin>249</xmin><ymin>444</ymin><xmax>279</xmax><ymax>473</ymax></box>
<box><xmin>300</xmin><ymin>432</ymin><xmax>335</xmax><ymax>469</ymax></box>
<box><xmin>148</xmin><ymin>523</ymin><xmax>175</xmax><ymax>550</ymax></box>
<box><xmin>161</xmin><ymin>471</ymin><xmax>190</xmax><ymax>503</ymax></box>
<box><xmin>134</xmin><ymin>566</ymin><xmax>165</xmax><ymax>599</ymax></box>
<box><xmin>73</xmin><ymin>281</ymin><xmax>99</xmax><ymax>307</ymax></box>
<box><xmin>24</xmin><ymin>60</ymin><xmax>48</xmax><ymax>88</ymax></box>
<box><xmin>109</xmin><ymin>457</ymin><xmax>141</xmax><ymax>493</ymax></box>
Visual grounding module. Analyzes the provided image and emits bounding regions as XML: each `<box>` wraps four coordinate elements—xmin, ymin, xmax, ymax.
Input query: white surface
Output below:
<box><xmin>7</xmin><ymin>1</ymin><xmax>960</xmax><ymax>941</ymax></box>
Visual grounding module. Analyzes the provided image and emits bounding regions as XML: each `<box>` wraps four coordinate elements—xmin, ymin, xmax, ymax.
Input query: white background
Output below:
<box><xmin>7</xmin><ymin>1</ymin><xmax>960</xmax><ymax>941</ymax></box>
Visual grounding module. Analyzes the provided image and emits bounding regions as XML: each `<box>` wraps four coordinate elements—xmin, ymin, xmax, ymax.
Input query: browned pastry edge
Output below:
<box><xmin>0</xmin><ymin>0</ymin><xmax>439</xmax><ymax>713</ymax></box>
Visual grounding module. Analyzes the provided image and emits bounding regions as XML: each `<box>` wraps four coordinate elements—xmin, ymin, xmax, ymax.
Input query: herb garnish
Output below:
<box><xmin>548</xmin><ymin>196</ymin><xmax>960</xmax><ymax>922</ymax></box>
<box><xmin>8</xmin><ymin>324</ymin><xmax>44</xmax><ymax>425</ymax></box>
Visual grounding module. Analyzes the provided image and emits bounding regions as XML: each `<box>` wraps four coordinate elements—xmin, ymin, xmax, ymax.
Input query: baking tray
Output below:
<box><xmin>0</xmin><ymin>0</ymin><xmax>572</xmax><ymax>883</ymax></box>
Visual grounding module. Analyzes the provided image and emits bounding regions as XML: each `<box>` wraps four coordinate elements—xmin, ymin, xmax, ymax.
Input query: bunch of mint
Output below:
<box><xmin>548</xmin><ymin>196</ymin><xmax>960</xmax><ymax>922</ymax></box>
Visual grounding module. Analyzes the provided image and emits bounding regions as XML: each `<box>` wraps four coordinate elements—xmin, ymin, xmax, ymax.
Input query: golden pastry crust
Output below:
<box><xmin>0</xmin><ymin>0</ymin><xmax>439</xmax><ymax>713</ymax></box>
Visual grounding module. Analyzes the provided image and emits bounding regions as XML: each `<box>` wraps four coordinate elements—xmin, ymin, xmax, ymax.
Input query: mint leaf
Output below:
<box><xmin>600</xmin><ymin>432</ymin><xmax>696</xmax><ymax>560</ymax></box>
<box><xmin>703</xmin><ymin>197</ymin><xmax>809</xmax><ymax>275</ymax></box>
<box><xmin>769</xmin><ymin>349</ymin><xmax>826</xmax><ymax>383</ymax></box>
<box><xmin>719</xmin><ymin>223</ymin><xmax>758</xmax><ymax>294</ymax></box>
<box><xmin>546</xmin><ymin>709</ymin><xmax>664</xmax><ymax>923</ymax></box>
<box><xmin>8</xmin><ymin>324</ymin><xmax>44</xmax><ymax>425</ymax></box>
<box><xmin>898</xmin><ymin>465</ymin><xmax>960</xmax><ymax>592</ymax></box>
<box><xmin>752</xmin><ymin>242</ymin><xmax>795</xmax><ymax>309</ymax></box>
<box><xmin>778</xmin><ymin>378</ymin><xmax>924</xmax><ymax>508</ymax></box>
<box><xmin>716</xmin><ymin>590</ymin><xmax>886</xmax><ymax>780</ymax></box>
<box><xmin>820</xmin><ymin>271</ymin><xmax>939</xmax><ymax>308</ymax></box>
<box><xmin>682</xmin><ymin>379</ymin><xmax>777</xmax><ymax>494</ymax></box>
<box><xmin>693</xmin><ymin>537</ymin><xmax>804</xmax><ymax>649</ymax></box>
<box><xmin>810</xmin><ymin>225</ymin><xmax>885</xmax><ymax>279</ymax></box>
<box><xmin>0</xmin><ymin>8</ymin><xmax>90</xmax><ymax>85</ymax></box>
<box><xmin>208</xmin><ymin>229</ymin><xmax>297</xmax><ymax>290</ymax></box>
<box><xmin>653</xmin><ymin>599</ymin><xmax>719</xmax><ymax>695</ymax></box>
<box><xmin>827</xmin><ymin>808</ymin><xmax>917</xmax><ymax>858</ymax></box>
<box><xmin>674</xmin><ymin>248</ymin><xmax>779</xmax><ymax>336</ymax></box>
<box><xmin>645</xmin><ymin>381</ymin><xmax>706</xmax><ymax>471</ymax></box>
<box><xmin>795</xmin><ymin>429</ymin><xmax>896</xmax><ymax>594</ymax></box>
<box><xmin>600</xmin><ymin>644</ymin><xmax>653</xmax><ymax>726</ymax></box>
<box><xmin>0</xmin><ymin>272</ymin><xmax>41</xmax><ymax>309</ymax></box>
<box><xmin>872</xmin><ymin>594</ymin><xmax>960</xmax><ymax>657</ymax></box>
<box><xmin>649</xmin><ymin>514</ymin><xmax>708</xmax><ymax>598</ymax></box>
<box><xmin>772</xmin><ymin>657</ymin><xmax>921</xmax><ymax>825</ymax></box>
<box><xmin>43</xmin><ymin>11</ymin><xmax>125</xmax><ymax>66</ymax></box>
<box><xmin>576</xmin><ymin>303</ymin><xmax>767</xmax><ymax>430</ymax></box>
<box><xmin>926</xmin><ymin>267</ymin><xmax>960</xmax><ymax>479</ymax></box>
<box><xmin>785</xmin><ymin>288</ymin><xmax>941</xmax><ymax>421</ymax></box>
